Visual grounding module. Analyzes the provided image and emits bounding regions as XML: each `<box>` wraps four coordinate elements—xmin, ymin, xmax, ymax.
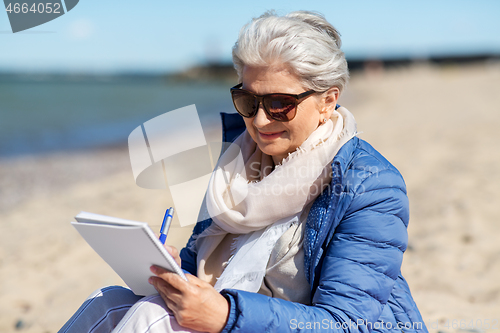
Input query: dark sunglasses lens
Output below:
<box><xmin>263</xmin><ymin>95</ymin><xmax>297</xmax><ymax>121</ymax></box>
<box><xmin>232</xmin><ymin>91</ymin><xmax>258</xmax><ymax>117</ymax></box>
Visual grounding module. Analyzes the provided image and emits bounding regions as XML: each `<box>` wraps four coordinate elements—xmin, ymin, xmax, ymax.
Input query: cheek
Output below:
<box><xmin>290</xmin><ymin>113</ymin><xmax>320</xmax><ymax>143</ymax></box>
<box><xmin>289</xmin><ymin>124</ymin><xmax>313</xmax><ymax>145</ymax></box>
<box><xmin>242</xmin><ymin>118</ymin><xmax>256</xmax><ymax>137</ymax></box>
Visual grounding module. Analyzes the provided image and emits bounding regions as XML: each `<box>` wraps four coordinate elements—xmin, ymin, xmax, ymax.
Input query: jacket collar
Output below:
<box><xmin>220</xmin><ymin>112</ymin><xmax>359</xmax><ymax>287</ymax></box>
<box><xmin>220</xmin><ymin>112</ymin><xmax>246</xmax><ymax>144</ymax></box>
<box><xmin>331</xmin><ymin>135</ymin><xmax>358</xmax><ymax>180</ymax></box>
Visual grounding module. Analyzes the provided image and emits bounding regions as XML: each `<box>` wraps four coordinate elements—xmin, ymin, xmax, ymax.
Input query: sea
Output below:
<box><xmin>0</xmin><ymin>74</ymin><xmax>236</xmax><ymax>158</ymax></box>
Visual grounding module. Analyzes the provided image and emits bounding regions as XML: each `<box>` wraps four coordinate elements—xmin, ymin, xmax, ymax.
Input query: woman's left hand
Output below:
<box><xmin>149</xmin><ymin>265</ymin><xmax>229</xmax><ymax>333</ymax></box>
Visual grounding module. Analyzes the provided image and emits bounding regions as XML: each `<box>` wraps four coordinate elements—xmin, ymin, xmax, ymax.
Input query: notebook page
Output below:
<box><xmin>71</xmin><ymin>222</ymin><xmax>186</xmax><ymax>296</ymax></box>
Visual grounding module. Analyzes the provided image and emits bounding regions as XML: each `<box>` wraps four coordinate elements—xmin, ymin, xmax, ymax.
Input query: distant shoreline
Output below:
<box><xmin>1</xmin><ymin>57</ymin><xmax>498</xmax><ymax>159</ymax></box>
<box><xmin>1</xmin><ymin>52</ymin><xmax>499</xmax><ymax>83</ymax></box>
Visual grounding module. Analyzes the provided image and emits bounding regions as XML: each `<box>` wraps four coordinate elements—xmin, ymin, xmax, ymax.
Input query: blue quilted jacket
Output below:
<box><xmin>180</xmin><ymin>112</ymin><xmax>427</xmax><ymax>332</ymax></box>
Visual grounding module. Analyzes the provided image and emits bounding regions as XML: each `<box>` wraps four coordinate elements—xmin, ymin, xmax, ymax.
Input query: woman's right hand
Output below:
<box><xmin>149</xmin><ymin>266</ymin><xmax>229</xmax><ymax>333</ymax></box>
<box><xmin>164</xmin><ymin>244</ymin><xmax>182</xmax><ymax>267</ymax></box>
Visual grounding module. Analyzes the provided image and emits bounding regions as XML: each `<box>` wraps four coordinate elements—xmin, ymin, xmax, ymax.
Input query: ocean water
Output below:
<box><xmin>0</xmin><ymin>76</ymin><xmax>236</xmax><ymax>157</ymax></box>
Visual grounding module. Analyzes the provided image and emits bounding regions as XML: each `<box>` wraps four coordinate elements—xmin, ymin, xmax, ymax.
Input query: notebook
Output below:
<box><xmin>71</xmin><ymin>211</ymin><xmax>187</xmax><ymax>296</ymax></box>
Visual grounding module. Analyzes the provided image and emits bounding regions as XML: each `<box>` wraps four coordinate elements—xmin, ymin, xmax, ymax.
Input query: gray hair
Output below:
<box><xmin>232</xmin><ymin>10</ymin><xmax>349</xmax><ymax>94</ymax></box>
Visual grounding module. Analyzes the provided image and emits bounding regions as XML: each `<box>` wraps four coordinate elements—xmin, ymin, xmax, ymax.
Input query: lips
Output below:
<box><xmin>258</xmin><ymin>131</ymin><xmax>285</xmax><ymax>140</ymax></box>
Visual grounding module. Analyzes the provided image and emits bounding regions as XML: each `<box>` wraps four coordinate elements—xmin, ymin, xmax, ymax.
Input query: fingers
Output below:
<box><xmin>148</xmin><ymin>270</ymin><xmax>184</xmax><ymax>304</ymax></box>
<box><xmin>148</xmin><ymin>276</ymin><xmax>182</xmax><ymax>314</ymax></box>
<box><xmin>149</xmin><ymin>267</ymin><xmax>210</xmax><ymax>305</ymax></box>
<box><xmin>149</xmin><ymin>276</ymin><xmax>178</xmax><ymax>296</ymax></box>
<box><xmin>150</xmin><ymin>266</ymin><xmax>189</xmax><ymax>289</ymax></box>
<box><xmin>185</xmin><ymin>273</ymin><xmax>211</xmax><ymax>288</ymax></box>
<box><xmin>149</xmin><ymin>266</ymin><xmax>229</xmax><ymax>332</ymax></box>
<box><xmin>164</xmin><ymin>245</ymin><xmax>178</xmax><ymax>257</ymax></box>
<box><xmin>149</xmin><ymin>267</ymin><xmax>191</xmax><ymax>312</ymax></box>
<box><xmin>163</xmin><ymin>245</ymin><xmax>182</xmax><ymax>266</ymax></box>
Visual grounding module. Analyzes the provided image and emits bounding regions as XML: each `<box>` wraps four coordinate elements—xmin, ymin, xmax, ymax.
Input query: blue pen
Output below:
<box><xmin>159</xmin><ymin>207</ymin><xmax>174</xmax><ymax>245</ymax></box>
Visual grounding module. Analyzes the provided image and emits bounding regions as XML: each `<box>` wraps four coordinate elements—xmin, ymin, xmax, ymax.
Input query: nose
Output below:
<box><xmin>252</xmin><ymin>101</ymin><xmax>273</xmax><ymax>128</ymax></box>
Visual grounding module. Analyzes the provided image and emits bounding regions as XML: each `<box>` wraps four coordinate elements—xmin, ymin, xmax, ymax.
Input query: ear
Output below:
<box><xmin>319</xmin><ymin>87</ymin><xmax>340</xmax><ymax>120</ymax></box>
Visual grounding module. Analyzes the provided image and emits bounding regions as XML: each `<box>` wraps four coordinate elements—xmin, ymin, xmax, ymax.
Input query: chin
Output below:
<box><xmin>248</xmin><ymin>130</ymin><xmax>290</xmax><ymax>158</ymax></box>
<box><xmin>258</xmin><ymin>142</ymin><xmax>288</xmax><ymax>159</ymax></box>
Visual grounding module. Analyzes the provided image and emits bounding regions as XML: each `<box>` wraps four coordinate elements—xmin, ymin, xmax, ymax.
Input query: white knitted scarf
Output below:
<box><xmin>195</xmin><ymin>107</ymin><xmax>357</xmax><ymax>292</ymax></box>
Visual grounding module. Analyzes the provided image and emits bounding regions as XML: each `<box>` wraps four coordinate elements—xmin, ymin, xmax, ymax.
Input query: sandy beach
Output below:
<box><xmin>1</xmin><ymin>62</ymin><xmax>499</xmax><ymax>332</ymax></box>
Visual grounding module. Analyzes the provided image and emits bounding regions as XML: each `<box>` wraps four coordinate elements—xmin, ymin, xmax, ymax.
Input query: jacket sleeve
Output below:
<box><xmin>219</xmin><ymin>168</ymin><xmax>409</xmax><ymax>332</ymax></box>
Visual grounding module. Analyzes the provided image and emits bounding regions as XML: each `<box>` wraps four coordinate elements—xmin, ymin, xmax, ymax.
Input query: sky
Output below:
<box><xmin>1</xmin><ymin>0</ymin><xmax>499</xmax><ymax>74</ymax></box>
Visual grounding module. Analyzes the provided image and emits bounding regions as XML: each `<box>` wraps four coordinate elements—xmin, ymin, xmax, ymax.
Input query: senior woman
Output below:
<box><xmin>60</xmin><ymin>10</ymin><xmax>427</xmax><ymax>333</ymax></box>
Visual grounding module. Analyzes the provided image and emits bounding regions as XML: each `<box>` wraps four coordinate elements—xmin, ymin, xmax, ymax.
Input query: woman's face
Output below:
<box><xmin>241</xmin><ymin>64</ymin><xmax>336</xmax><ymax>164</ymax></box>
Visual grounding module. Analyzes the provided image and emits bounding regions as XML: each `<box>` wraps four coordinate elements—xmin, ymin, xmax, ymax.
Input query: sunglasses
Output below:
<box><xmin>230</xmin><ymin>83</ymin><xmax>323</xmax><ymax>122</ymax></box>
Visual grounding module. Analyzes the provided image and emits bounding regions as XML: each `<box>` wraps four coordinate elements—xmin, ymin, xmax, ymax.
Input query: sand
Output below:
<box><xmin>1</xmin><ymin>62</ymin><xmax>499</xmax><ymax>332</ymax></box>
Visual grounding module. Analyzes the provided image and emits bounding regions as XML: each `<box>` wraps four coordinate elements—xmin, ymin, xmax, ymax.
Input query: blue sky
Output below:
<box><xmin>1</xmin><ymin>0</ymin><xmax>499</xmax><ymax>73</ymax></box>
